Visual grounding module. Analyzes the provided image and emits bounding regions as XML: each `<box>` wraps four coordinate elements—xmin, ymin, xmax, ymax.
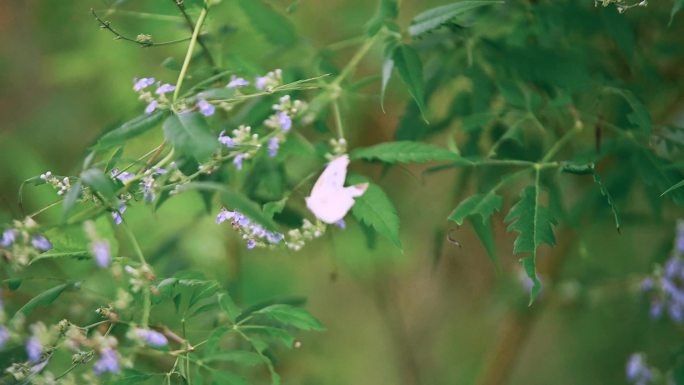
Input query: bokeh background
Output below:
<box><xmin>1</xmin><ymin>1</ymin><xmax>684</xmax><ymax>384</ymax></box>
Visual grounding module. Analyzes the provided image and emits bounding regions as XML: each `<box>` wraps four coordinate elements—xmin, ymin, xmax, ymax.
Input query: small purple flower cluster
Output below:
<box><xmin>132</xmin><ymin>77</ymin><xmax>175</xmax><ymax>115</ymax></box>
<box><xmin>141</xmin><ymin>168</ymin><xmax>166</xmax><ymax>204</ymax></box>
<box><xmin>216</xmin><ymin>208</ymin><xmax>285</xmax><ymax>249</ymax></box>
<box><xmin>218</xmin><ymin>125</ymin><xmax>261</xmax><ymax>170</ymax></box>
<box><xmin>134</xmin><ymin>328</ymin><xmax>168</xmax><ymax>348</ymax></box>
<box><xmin>1</xmin><ymin>223</ymin><xmax>52</xmax><ymax>266</ymax></box>
<box><xmin>84</xmin><ymin>221</ymin><xmax>112</xmax><ymax>268</ymax></box>
<box><xmin>641</xmin><ymin>220</ymin><xmax>684</xmax><ymax>322</ymax></box>
<box><xmin>255</xmin><ymin>69</ymin><xmax>283</xmax><ymax>92</ymax></box>
<box><xmin>93</xmin><ymin>348</ymin><xmax>120</xmax><ymax>375</ymax></box>
<box><xmin>626</xmin><ymin>353</ymin><xmax>652</xmax><ymax>385</ymax></box>
<box><xmin>40</xmin><ymin>171</ymin><xmax>71</xmax><ymax>196</ymax></box>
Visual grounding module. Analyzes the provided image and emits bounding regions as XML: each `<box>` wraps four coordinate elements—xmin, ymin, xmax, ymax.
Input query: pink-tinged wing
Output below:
<box><xmin>306</xmin><ymin>191</ymin><xmax>356</xmax><ymax>224</ymax></box>
<box><xmin>309</xmin><ymin>155</ymin><xmax>349</xmax><ymax>194</ymax></box>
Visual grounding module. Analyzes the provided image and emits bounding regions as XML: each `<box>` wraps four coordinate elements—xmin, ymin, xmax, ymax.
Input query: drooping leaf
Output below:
<box><xmin>237</xmin><ymin>0</ymin><xmax>297</xmax><ymax>47</ymax></box>
<box><xmin>351</xmin><ymin>141</ymin><xmax>460</xmax><ymax>163</ymax></box>
<box><xmin>218</xmin><ymin>291</ymin><xmax>242</xmax><ymax>322</ymax></box>
<box><xmin>469</xmin><ymin>217</ymin><xmax>498</xmax><ymax>266</ymax></box>
<box><xmin>504</xmin><ymin>185</ymin><xmax>557</xmax><ymax>304</ymax></box>
<box><xmin>349</xmin><ymin>177</ymin><xmax>402</xmax><ymax>249</ymax></box>
<box><xmin>94</xmin><ymin>111</ymin><xmax>167</xmax><ymax>150</ymax></box>
<box><xmin>448</xmin><ymin>192</ymin><xmax>503</xmax><ymax>225</ymax></box>
<box><xmin>392</xmin><ymin>45</ymin><xmax>428</xmax><ymax>122</ymax></box>
<box><xmin>562</xmin><ymin>163</ymin><xmax>620</xmax><ymax>232</ymax></box>
<box><xmin>408</xmin><ymin>1</ymin><xmax>502</xmax><ymax>37</ymax></box>
<box><xmin>80</xmin><ymin>168</ymin><xmax>118</xmax><ymax>206</ymax></box>
<box><xmin>380</xmin><ymin>55</ymin><xmax>394</xmax><ymax>112</ymax></box>
<box><xmin>670</xmin><ymin>0</ymin><xmax>684</xmax><ymax>26</ymax></box>
<box><xmin>163</xmin><ymin>112</ymin><xmax>219</xmax><ymax>163</ymax></box>
<box><xmin>62</xmin><ymin>179</ymin><xmax>82</xmax><ymax>219</ymax></box>
<box><xmin>662</xmin><ymin>179</ymin><xmax>684</xmax><ymax>197</ymax></box>
<box><xmin>11</xmin><ymin>283</ymin><xmax>72</xmax><ymax>322</ymax></box>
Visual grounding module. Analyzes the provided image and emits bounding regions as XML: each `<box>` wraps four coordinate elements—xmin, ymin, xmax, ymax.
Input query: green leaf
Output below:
<box><xmin>562</xmin><ymin>163</ymin><xmax>620</xmax><ymax>232</ymax></box>
<box><xmin>604</xmin><ymin>87</ymin><xmax>652</xmax><ymax>135</ymax></box>
<box><xmin>670</xmin><ymin>0</ymin><xmax>684</xmax><ymax>26</ymax></box>
<box><xmin>212</xmin><ymin>370</ymin><xmax>252</xmax><ymax>385</ymax></box>
<box><xmin>408</xmin><ymin>1</ymin><xmax>502</xmax><ymax>37</ymax></box>
<box><xmin>351</xmin><ymin>141</ymin><xmax>460</xmax><ymax>163</ymax></box>
<box><xmin>504</xmin><ymin>186</ymin><xmax>557</xmax><ymax>304</ymax></box>
<box><xmin>469</xmin><ymin>217</ymin><xmax>498</xmax><ymax>266</ymax></box>
<box><xmin>11</xmin><ymin>283</ymin><xmax>72</xmax><ymax>322</ymax></box>
<box><xmin>392</xmin><ymin>45</ymin><xmax>427</xmax><ymax>122</ymax></box>
<box><xmin>204</xmin><ymin>351</ymin><xmax>264</xmax><ymax>366</ymax></box>
<box><xmin>254</xmin><ymin>304</ymin><xmax>325</xmax><ymax>331</ymax></box>
<box><xmin>349</xmin><ymin>177</ymin><xmax>402</xmax><ymax>249</ymax></box>
<box><xmin>81</xmin><ymin>168</ymin><xmax>118</xmax><ymax>206</ymax></box>
<box><xmin>367</xmin><ymin>0</ymin><xmax>399</xmax><ymax>36</ymax></box>
<box><xmin>237</xmin><ymin>0</ymin><xmax>297</xmax><ymax>47</ymax></box>
<box><xmin>380</xmin><ymin>56</ymin><xmax>394</xmax><ymax>112</ymax></box>
<box><xmin>163</xmin><ymin>112</ymin><xmax>219</xmax><ymax>163</ymax></box>
<box><xmin>263</xmin><ymin>196</ymin><xmax>288</xmax><ymax>219</ymax></box>
<box><xmin>94</xmin><ymin>111</ymin><xmax>167</xmax><ymax>150</ymax></box>
<box><xmin>662</xmin><ymin>179</ymin><xmax>684</xmax><ymax>197</ymax></box>
<box><xmin>62</xmin><ymin>179</ymin><xmax>82</xmax><ymax>219</ymax></box>
<box><xmin>448</xmin><ymin>192</ymin><xmax>503</xmax><ymax>225</ymax></box>
<box><xmin>218</xmin><ymin>291</ymin><xmax>242</xmax><ymax>322</ymax></box>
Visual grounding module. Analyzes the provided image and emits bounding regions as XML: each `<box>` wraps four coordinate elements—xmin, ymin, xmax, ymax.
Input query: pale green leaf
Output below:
<box><xmin>237</xmin><ymin>0</ymin><xmax>297</xmax><ymax>46</ymax></box>
<box><xmin>392</xmin><ymin>45</ymin><xmax>427</xmax><ymax>122</ymax></box>
<box><xmin>408</xmin><ymin>1</ymin><xmax>503</xmax><ymax>37</ymax></box>
<box><xmin>349</xmin><ymin>177</ymin><xmax>402</xmax><ymax>249</ymax></box>
<box><xmin>351</xmin><ymin>141</ymin><xmax>460</xmax><ymax>163</ymax></box>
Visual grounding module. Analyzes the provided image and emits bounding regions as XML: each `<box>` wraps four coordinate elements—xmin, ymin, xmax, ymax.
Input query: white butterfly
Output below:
<box><xmin>305</xmin><ymin>155</ymin><xmax>368</xmax><ymax>224</ymax></box>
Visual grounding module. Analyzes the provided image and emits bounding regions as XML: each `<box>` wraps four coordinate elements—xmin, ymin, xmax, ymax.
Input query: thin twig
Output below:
<box><xmin>172</xmin><ymin>1</ymin><xmax>219</xmax><ymax>73</ymax></box>
<box><xmin>91</xmin><ymin>9</ymin><xmax>193</xmax><ymax>48</ymax></box>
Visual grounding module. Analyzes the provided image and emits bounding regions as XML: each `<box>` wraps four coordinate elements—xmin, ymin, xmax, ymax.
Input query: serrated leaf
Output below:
<box><xmin>504</xmin><ymin>186</ymin><xmax>556</xmax><ymax>304</ymax></box>
<box><xmin>81</xmin><ymin>168</ymin><xmax>118</xmax><ymax>206</ymax></box>
<box><xmin>392</xmin><ymin>45</ymin><xmax>427</xmax><ymax>122</ymax></box>
<box><xmin>448</xmin><ymin>192</ymin><xmax>503</xmax><ymax>225</ymax></box>
<box><xmin>237</xmin><ymin>0</ymin><xmax>297</xmax><ymax>47</ymax></box>
<box><xmin>351</xmin><ymin>141</ymin><xmax>460</xmax><ymax>163</ymax></box>
<box><xmin>254</xmin><ymin>304</ymin><xmax>325</xmax><ymax>331</ymax></box>
<box><xmin>11</xmin><ymin>283</ymin><xmax>72</xmax><ymax>322</ymax></box>
<box><xmin>94</xmin><ymin>111</ymin><xmax>167</xmax><ymax>150</ymax></box>
<box><xmin>562</xmin><ymin>164</ymin><xmax>620</xmax><ymax>232</ymax></box>
<box><xmin>604</xmin><ymin>87</ymin><xmax>652</xmax><ymax>135</ymax></box>
<box><xmin>163</xmin><ymin>112</ymin><xmax>219</xmax><ymax>163</ymax></box>
<box><xmin>408</xmin><ymin>1</ymin><xmax>502</xmax><ymax>37</ymax></box>
<box><xmin>349</xmin><ymin>177</ymin><xmax>402</xmax><ymax>249</ymax></box>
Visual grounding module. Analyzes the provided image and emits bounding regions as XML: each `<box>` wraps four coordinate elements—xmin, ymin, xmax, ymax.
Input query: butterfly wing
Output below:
<box><xmin>309</xmin><ymin>155</ymin><xmax>349</xmax><ymax>194</ymax></box>
<box><xmin>306</xmin><ymin>156</ymin><xmax>368</xmax><ymax>224</ymax></box>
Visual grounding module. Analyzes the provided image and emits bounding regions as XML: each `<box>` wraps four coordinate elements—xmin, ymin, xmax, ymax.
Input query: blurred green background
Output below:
<box><xmin>1</xmin><ymin>1</ymin><xmax>683</xmax><ymax>384</ymax></box>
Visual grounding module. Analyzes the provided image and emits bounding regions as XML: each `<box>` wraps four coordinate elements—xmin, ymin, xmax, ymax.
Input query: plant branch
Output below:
<box><xmin>172</xmin><ymin>1</ymin><xmax>219</xmax><ymax>73</ymax></box>
<box><xmin>173</xmin><ymin>7</ymin><xmax>209</xmax><ymax>102</ymax></box>
<box><xmin>91</xmin><ymin>9</ymin><xmax>193</xmax><ymax>47</ymax></box>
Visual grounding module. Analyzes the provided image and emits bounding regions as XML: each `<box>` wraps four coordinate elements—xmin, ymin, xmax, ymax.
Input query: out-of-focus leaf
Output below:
<box><xmin>351</xmin><ymin>141</ymin><xmax>460</xmax><ymax>163</ymax></box>
<box><xmin>81</xmin><ymin>168</ymin><xmax>118</xmax><ymax>206</ymax></box>
<box><xmin>237</xmin><ymin>0</ymin><xmax>297</xmax><ymax>47</ymax></box>
<box><xmin>469</xmin><ymin>217</ymin><xmax>498</xmax><ymax>266</ymax></box>
<box><xmin>604</xmin><ymin>87</ymin><xmax>652</xmax><ymax>135</ymax></box>
<box><xmin>11</xmin><ymin>283</ymin><xmax>72</xmax><ymax>322</ymax></box>
<box><xmin>408</xmin><ymin>1</ymin><xmax>502</xmax><ymax>37</ymax></box>
<box><xmin>367</xmin><ymin>0</ymin><xmax>399</xmax><ymax>35</ymax></box>
<box><xmin>62</xmin><ymin>179</ymin><xmax>82</xmax><ymax>219</ymax></box>
<box><xmin>670</xmin><ymin>0</ymin><xmax>684</xmax><ymax>26</ymax></box>
<box><xmin>163</xmin><ymin>112</ymin><xmax>219</xmax><ymax>163</ymax></box>
<box><xmin>94</xmin><ymin>111</ymin><xmax>167</xmax><ymax>150</ymax></box>
<box><xmin>254</xmin><ymin>304</ymin><xmax>325</xmax><ymax>331</ymax></box>
<box><xmin>218</xmin><ymin>291</ymin><xmax>242</xmax><ymax>322</ymax></box>
<box><xmin>204</xmin><ymin>351</ymin><xmax>263</xmax><ymax>366</ymax></box>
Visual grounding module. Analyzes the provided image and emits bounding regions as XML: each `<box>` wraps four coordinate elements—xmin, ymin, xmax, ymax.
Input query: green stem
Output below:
<box><xmin>332</xmin><ymin>33</ymin><xmax>380</xmax><ymax>86</ymax></box>
<box><xmin>122</xmin><ymin>222</ymin><xmax>151</xmax><ymax>327</ymax></box>
<box><xmin>332</xmin><ymin>101</ymin><xmax>345</xmax><ymax>139</ymax></box>
<box><xmin>173</xmin><ymin>7</ymin><xmax>209</xmax><ymax>103</ymax></box>
<box><xmin>541</xmin><ymin>123</ymin><xmax>583</xmax><ymax>162</ymax></box>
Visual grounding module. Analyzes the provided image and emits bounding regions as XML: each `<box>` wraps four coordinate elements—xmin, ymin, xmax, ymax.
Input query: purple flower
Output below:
<box><xmin>94</xmin><ymin>348</ymin><xmax>120</xmax><ymax>375</ymax></box>
<box><xmin>112</xmin><ymin>204</ymin><xmax>127</xmax><ymax>226</ymax></box>
<box><xmin>670</xmin><ymin>301</ymin><xmax>684</xmax><ymax>323</ymax></box>
<box><xmin>255</xmin><ymin>76</ymin><xmax>268</xmax><ymax>91</ymax></box>
<box><xmin>111</xmin><ymin>169</ymin><xmax>135</xmax><ymax>183</ymax></box>
<box><xmin>197</xmin><ymin>99</ymin><xmax>215</xmax><ymax>117</ymax></box>
<box><xmin>216</xmin><ymin>208</ymin><xmax>235</xmax><ymax>224</ymax></box>
<box><xmin>227</xmin><ymin>76</ymin><xmax>250</xmax><ymax>88</ymax></box>
<box><xmin>277</xmin><ymin>112</ymin><xmax>292</xmax><ymax>131</ymax></box>
<box><xmin>650</xmin><ymin>299</ymin><xmax>664</xmax><ymax>319</ymax></box>
<box><xmin>268</xmin><ymin>137</ymin><xmax>280</xmax><ymax>158</ymax></box>
<box><xmin>626</xmin><ymin>353</ymin><xmax>651</xmax><ymax>385</ymax></box>
<box><xmin>246</xmin><ymin>239</ymin><xmax>257</xmax><ymax>249</ymax></box>
<box><xmin>155</xmin><ymin>83</ymin><xmax>176</xmax><ymax>95</ymax></box>
<box><xmin>31</xmin><ymin>235</ymin><xmax>52</xmax><ymax>251</ymax></box>
<box><xmin>133</xmin><ymin>77</ymin><xmax>155</xmax><ymax>92</ymax></box>
<box><xmin>26</xmin><ymin>337</ymin><xmax>42</xmax><ymax>362</ymax></box>
<box><xmin>665</xmin><ymin>257</ymin><xmax>682</xmax><ymax>279</ymax></box>
<box><xmin>236</xmin><ymin>214</ymin><xmax>250</xmax><ymax>227</ymax></box>
<box><xmin>145</xmin><ymin>100</ymin><xmax>158</xmax><ymax>114</ymax></box>
<box><xmin>234</xmin><ymin>154</ymin><xmax>245</xmax><ymax>170</ymax></box>
<box><xmin>91</xmin><ymin>240</ymin><xmax>111</xmax><ymax>268</ymax></box>
<box><xmin>334</xmin><ymin>219</ymin><xmax>346</xmax><ymax>229</ymax></box>
<box><xmin>218</xmin><ymin>130</ymin><xmax>235</xmax><ymax>147</ymax></box>
<box><xmin>266</xmin><ymin>232</ymin><xmax>284</xmax><ymax>244</ymax></box>
<box><xmin>1</xmin><ymin>229</ymin><xmax>16</xmax><ymax>247</ymax></box>
<box><xmin>0</xmin><ymin>326</ymin><xmax>9</xmax><ymax>349</ymax></box>
<box><xmin>135</xmin><ymin>328</ymin><xmax>168</xmax><ymax>347</ymax></box>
